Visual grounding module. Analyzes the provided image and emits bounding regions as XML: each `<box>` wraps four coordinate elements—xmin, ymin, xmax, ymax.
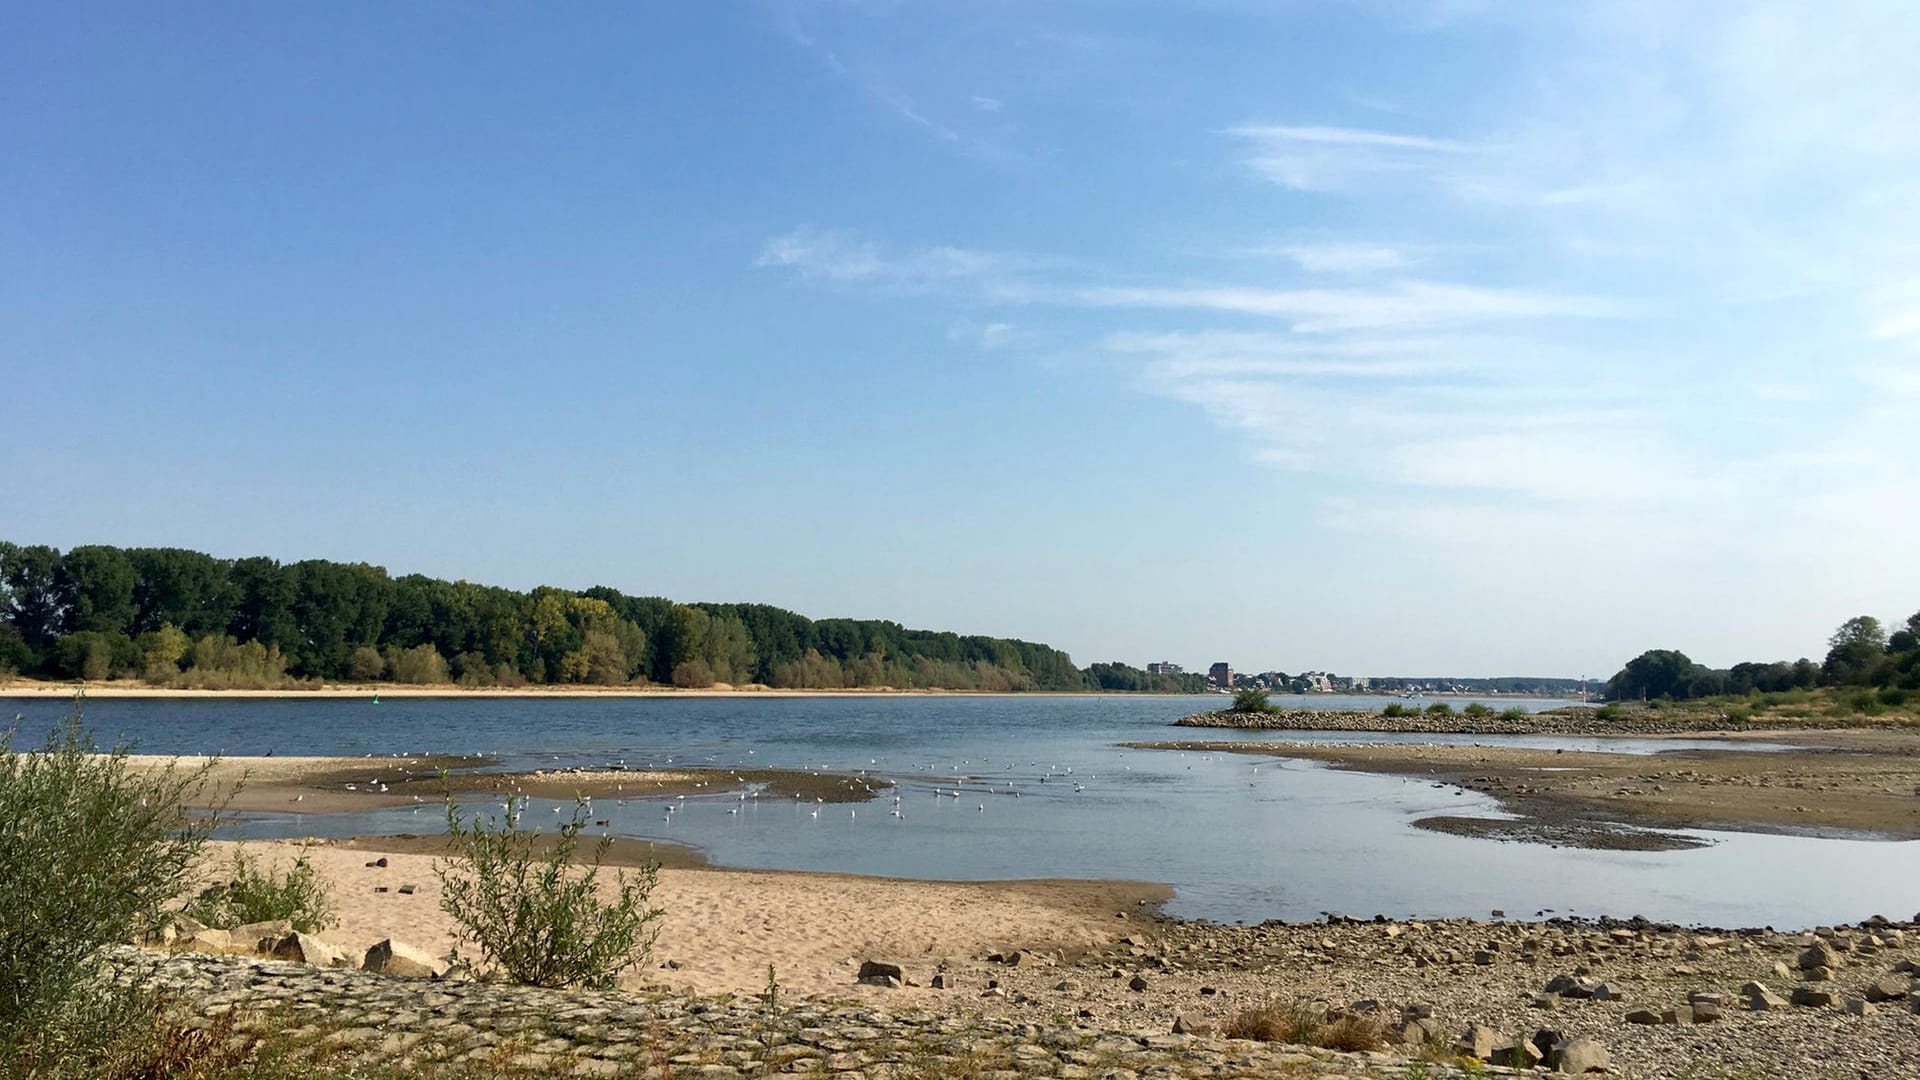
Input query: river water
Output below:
<box><xmin>7</xmin><ymin>693</ymin><xmax>1914</xmax><ymax>928</ymax></box>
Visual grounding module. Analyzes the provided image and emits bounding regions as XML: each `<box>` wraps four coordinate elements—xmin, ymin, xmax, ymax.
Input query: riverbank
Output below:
<box><xmin>1176</xmin><ymin>704</ymin><xmax>1920</xmax><ymax>735</ymax></box>
<box><xmin>196</xmin><ymin>838</ymin><xmax>1170</xmax><ymax>1000</ymax></box>
<box><xmin>1127</xmin><ymin>733</ymin><xmax>1920</xmax><ymax>849</ymax></box>
<box><xmin>156</xmin><ymin>838</ymin><xmax>1920</xmax><ymax>1079</ymax></box>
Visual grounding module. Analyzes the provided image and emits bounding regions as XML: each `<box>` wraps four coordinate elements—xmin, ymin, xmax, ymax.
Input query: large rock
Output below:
<box><xmin>1490</xmin><ymin>1039</ymin><xmax>1544</xmax><ymax>1069</ymax></box>
<box><xmin>1790</xmin><ymin>987</ymin><xmax>1834</xmax><ymax>1008</ymax></box>
<box><xmin>1863</xmin><ymin>975</ymin><xmax>1909</xmax><ymax>1002</ymax></box>
<box><xmin>361</xmin><ymin>938</ymin><xmax>446</xmax><ymax>978</ymax></box>
<box><xmin>1799</xmin><ymin>942</ymin><xmax>1839</xmax><ymax>970</ymax></box>
<box><xmin>1457</xmin><ymin>1023</ymin><xmax>1498</xmax><ymax>1060</ymax></box>
<box><xmin>1551</xmin><ymin>1036</ymin><xmax>1611</xmax><ymax>1074</ymax></box>
<box><xmin>230</xmin><ymin>920</ymin><xmax>296</xmax><ymax>954</ymax></box>
<box><xmin>1740</xmin><ymin>981</ymin><xmax>1788</xmax><ymax>1010</ymax></box>
<box><xmin>186</xmin><ymin>927</ymin><xmax>233</xmax><ymax>953</ymax></box>
<box><xmin>1624</xmin><ymin>1008</ymin><xmax>1662</xmax><ymax>1025</ymax></box>
<box><xmin>857</xmin><ymin>960</ymin><xmax>904</xmax><ymax>986</ymax></box>
<box><xmin>270</xmin><ymin>932</ymin><xmax>352</xmax><ymax>968</ymax></box>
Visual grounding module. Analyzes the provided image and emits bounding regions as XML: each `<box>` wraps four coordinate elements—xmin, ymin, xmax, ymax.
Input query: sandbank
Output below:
<box><xmin>1127</xmin><ymin>736</ymin><xmax>1920</xmax><ymax>848</ymax></box>
<box><xmin>196</xmin><ymin>838</ymin><xmax>1169</xmax><ymax>998</ymax></box>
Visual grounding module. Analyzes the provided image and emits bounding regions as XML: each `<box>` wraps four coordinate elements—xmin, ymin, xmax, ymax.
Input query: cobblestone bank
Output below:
<box><xmin>122</xmin><ymin>948</ymin><xmax>1489</xmax><ymax>1079</ymax></box>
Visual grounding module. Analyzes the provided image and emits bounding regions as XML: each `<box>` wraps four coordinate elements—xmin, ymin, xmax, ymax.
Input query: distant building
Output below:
<box><xmin>1350</xmin><ymin>676</ymin><xmax>1370</xmax><ymax>691</ymax></box>
<box><xmin>1208</xmin><ymin>662</ymin><xmax>1233</xmax><ymax>688</ymax></box>
<box><xmin>1146</xmin><ymin>661</ymin><xmax>1183</xmax><ymax>675</ymax></box>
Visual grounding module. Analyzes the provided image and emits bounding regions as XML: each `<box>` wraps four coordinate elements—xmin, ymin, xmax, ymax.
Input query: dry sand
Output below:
<box><xmin>201</xmin><ymin>839</ymin><xmax>1167</xmax><ymax>999</ymax></box>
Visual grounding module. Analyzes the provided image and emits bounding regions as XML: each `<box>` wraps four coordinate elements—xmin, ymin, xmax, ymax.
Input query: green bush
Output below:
<box><xmin>184</xmin><ymin>849</ymin><xmax>335</xmax><ymax>933</ymax></box>
<box><xmin>1878</xmin><ymin>687</ymin><xmax>1910</xmax><ymax>708</ymax></box>
<box><xmin>1836</xmin><ymin>690</ymin><xmax>1885</xmax><ymax>716</ymax></box>
<box><xmin>1229</xmin><ymin>688</ymin><xmax>1275</xmax><ymax>714</ymax></box>
<box><xmin>1381</xmin><ymin>702</ymin><xmax>1411</xmax><ymax>717</ymax></box>
<box><xmin>1498</xmin><ymin>706</ymin><xmax>1528</xmax><ymax>722</ymax></box>
<box><xmin>0</xmin><ymin>706</ymin><xmax>218</xmax><ymax>1074</ymax></box>
<box><xmin>437</xmin><ymin>798</ymin><xmax>662</xmax><ymax>989</ymax></box>
<box><xmin>1424</xmin><ymin>702</ymin><xmax>1454</xmax><ymax>717</ymax></box>
<box><xmin>1462</xmin><ymin>702</ymin><xmax>1493</xmax><ymax>718</ymax></box>
<box><xmin>1595</xmin><ymin>703</ymin><xmax>1624</xmax><ymax>720</ymax></box>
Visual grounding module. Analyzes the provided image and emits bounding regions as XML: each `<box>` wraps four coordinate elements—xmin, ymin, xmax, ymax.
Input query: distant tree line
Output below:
<box><xmin>1606</xmin><ymin>611</ymin><xmax>1920</xmax><ymax>702</ymax></box>
<box><xmin>0</xmin><ymin>541</ymin><xmax>1100</xmax><ymax>691</ymax></box>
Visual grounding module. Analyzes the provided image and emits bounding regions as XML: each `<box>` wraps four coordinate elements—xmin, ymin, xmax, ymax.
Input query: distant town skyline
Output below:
<box><xmin>4</xmin><ymin>3</ymin><xmax>1917</xmax><ymax>676</ymax></box>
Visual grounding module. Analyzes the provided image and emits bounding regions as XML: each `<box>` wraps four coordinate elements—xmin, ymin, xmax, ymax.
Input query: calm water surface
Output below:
<box><xmin>8</xmin><ymin>694</ymin><xmax>1914</xmax><ymax>928</ymax></box>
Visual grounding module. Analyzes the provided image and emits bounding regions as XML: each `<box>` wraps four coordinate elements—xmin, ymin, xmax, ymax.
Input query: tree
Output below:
<box><xmin>1823</xmin><ymin>615</ymin><xmax>1888</xmax><ymax>686</ymax></box>
<box><xmin>54</xmin><ymin>546</ymin><xmax>137</xmax><ymax>636</ymax></box>
<box><xmin>125</xmin><ymin>547</ymin><xmax>232</xmax><ymax>637</ymax></box>
<box><xmin>1889</xmin><ymin>610</ymin><xmax>1920</xmax><ymax>654</ymax></box>
<box><xmin>0</xmin><ymin>543</ymin><xmax>64</xmax><ymax>653</ymax></box>
<box><xmin>1607</xmin><ymin>649</ymin><xmax>1707</xmax><ymax>701</ymax></box>
<box><xmin>134</xmin><ymin>623</ymin><xmax>191</xmax><ymax>682</ymax></box>
<box><xmin>347</xmin><ymin>646</ymin><xmax>385</xmax><ymax>681</ymax></box>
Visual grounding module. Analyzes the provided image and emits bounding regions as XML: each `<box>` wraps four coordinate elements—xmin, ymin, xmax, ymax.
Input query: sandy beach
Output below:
<box><xmin>196</xmin><ymin>838</ymin><xmax>1168</xmax><ymax>999</ymax></box>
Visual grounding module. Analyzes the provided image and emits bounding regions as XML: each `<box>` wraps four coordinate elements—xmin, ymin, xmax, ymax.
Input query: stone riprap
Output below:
<box><xmin>121</xmin><ymin>947</ymin><xmax>1502</xmax><ymax>1079</ymax></box>
<box><xmin>1173</xmin><ymin>707</ymin><xmax>1873</xmax><ymax>736</ymax></box>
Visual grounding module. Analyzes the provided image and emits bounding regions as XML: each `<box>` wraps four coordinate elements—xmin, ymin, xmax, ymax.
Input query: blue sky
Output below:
<box><xmin>5</xmin><ymin>2</ymin><xmax>1917</xmax><ymax>677</ymax></box>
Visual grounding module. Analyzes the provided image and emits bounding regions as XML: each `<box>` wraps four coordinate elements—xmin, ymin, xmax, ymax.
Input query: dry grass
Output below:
<box><xmin>1220</xmin><ymin>1000</ymin><xmax>1388</xmax><ymax>1052</ymax></box>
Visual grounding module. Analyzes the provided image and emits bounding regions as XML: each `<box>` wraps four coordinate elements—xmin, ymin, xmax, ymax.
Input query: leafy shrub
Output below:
<box><xmin>184</xmin><ymin>849</ymin><xmax>335</xmax><ymax>933</ymax></box>
<box><xmin>1878</xmin><ymin>687</ymin><xmax>1909</xmax><ymax>708</ymax></box>
<box><xmin>346</xmin><ymin>646</ymin><xmax>385</xmax><ymax>681</ymax></box>
<box><xmin>1595</xmin><ymin>703</ymin><xmax>1624</xmax><ymax>720</ymax></box>
<box><xmin>1499</xmin><ymin>706</ymin><xmax>1528</xmax><ymax>721</ymax></box>
<box><xmin>1835</xmin><ymin>690</ymin><xmax>1885</xmax><ymax>717</ymax></box>
<box><xmin>671</xmin><ymin>659</ymin><xmax>715</xmax><ymax>689</ymax></box>
<box><xmin>438</xmin><ymin>798</ymin><xmax>662</xmax><ymax>989</ymax></box>
<box><xmin>1461</xmin><ymin>702</ymin><xmax>1493</xmax><ymax>718</ymax></box>
<box><xmin>1424</xmin><ymin>702</ymin><xmax>1454</xmax><ymax>717</ymax></box>
<box><xmin>0</xmin><ymin>707</ymin><xmax>218</xmax><ymax>1073</ymax></box>
<box><xmin>1381</xmin><ymin>702</ymin><xmax>1411</xmax><ymax>717</ymax></box>
<box><xmin>1229</xmin><ymin>688</ymin><xmax>1275</xmax><ymax>714</ymax></box>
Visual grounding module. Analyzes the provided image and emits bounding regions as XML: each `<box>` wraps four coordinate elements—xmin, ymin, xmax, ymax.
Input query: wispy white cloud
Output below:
<box><xmin>1074</xmin><ymin>281</ymin><xmax>1619</xmax><ymax>332</ymax></box>
<box><xmin>1252</xmin><ymin>242</ymin><xmax>1410</xmax><ymax>274</ymax></box>
<box><xmin>755</xmin><ymin>227</ymin><xmax>1037</xmax><ymax>291</ymax></box>
<box><xmin>1225</xmin><ymin>123</ymin><xmax>1477</xmax><ymax>190</ymax></box>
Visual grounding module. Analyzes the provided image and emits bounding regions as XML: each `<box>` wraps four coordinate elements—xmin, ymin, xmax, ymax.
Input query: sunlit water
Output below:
<box><xmin>8</xmin><ymin>693</ymin><xmax>1914</xmax><ymax>928</ymax></box>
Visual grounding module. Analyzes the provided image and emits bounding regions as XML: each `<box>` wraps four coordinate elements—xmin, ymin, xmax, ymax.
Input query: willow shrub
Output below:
<box><xmin>185</xmin><ymin>848</ymin><xmax>336</xmax><ymax>934</ymax></box>
<box><xmin>0</xmin><ymin>705</ymin><xmax>218</xmax><ymax>1074</ymax></box>
<box><xmin>437</xmin><ymin>797</ymin><xmax>662</xmax><ymax>989</ymax></box>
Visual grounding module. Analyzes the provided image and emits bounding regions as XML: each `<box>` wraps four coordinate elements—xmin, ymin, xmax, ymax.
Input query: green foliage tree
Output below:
<box><xmin>54</xmin><ymin>545</ymin><xmax>137</xmax><ymax>636</ymax></box>
<box><xmin>135</xmin><ymin>623</ymin><xmax>191</xmax><ymax>683</ymax></box>
<box><xmin>383</xmin><ymin>643</ymin><xmax>449</xmax><ymax>684</ymax></box>
<box><xmin>2</xmin><ymin>539</ymin><xmax>1107</xmax><ymax>693</ymax></box>
<box><xmin>347</xmin><ymin>645</ymin><xmax>386</xmax><ymax>681</ymax></box>
<box><xmin>1823</xmin><ymin>615</ymin><xmax>1889</xmax><ymax>686</ymax></box>
<box><xmin>1229</xmin><ymin>687</ymin><xmax>1275</xmax><ymax>714</ymax></box>
<box><xmin>0</xmin><ymin>542</ymin><xmax>65</xmax><ymax>651</ymax></box>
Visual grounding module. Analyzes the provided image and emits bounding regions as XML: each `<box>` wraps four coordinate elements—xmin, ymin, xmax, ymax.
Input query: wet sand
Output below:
<box><xmin>126</xmin><ymin>755</ymin><xmax>891</xmax><ymax>814</ymax></box>
<box><xmin>1127</xmin><ymin>734</ymin><xmax>1920</xmax><ymax>849</ymax></box>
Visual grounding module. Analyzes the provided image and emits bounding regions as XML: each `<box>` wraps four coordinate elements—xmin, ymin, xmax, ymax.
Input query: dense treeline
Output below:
<box><xmin>0</xmin><ymin>541</ymin><xmax>1093</xmax><ymax>691</ymax></box>
<box><xmin>1607</xmin><ymin>612</ymin><xmax>1920</xmax><ymax>703</ymax></box>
